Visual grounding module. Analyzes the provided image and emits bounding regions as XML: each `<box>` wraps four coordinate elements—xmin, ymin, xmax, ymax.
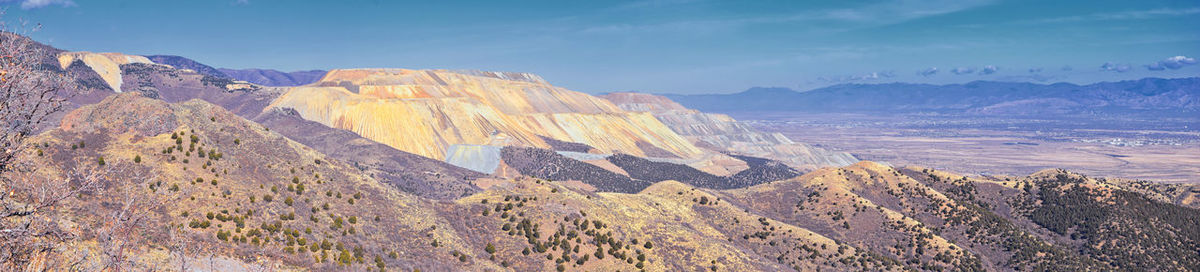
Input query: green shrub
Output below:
<box><xmin>97</xmin><ymin>156</ymin><xmax>105</xmax><ymax>166</ymax></box>
<box><xmin>332</xmin><ymin>217</ymin><xmax>343</xmax><ymax>229</ymax></box>
<box><xmin>339</xmin><ymin>250</ymin><xmax>353</xmax><ymax>265</ymax></box>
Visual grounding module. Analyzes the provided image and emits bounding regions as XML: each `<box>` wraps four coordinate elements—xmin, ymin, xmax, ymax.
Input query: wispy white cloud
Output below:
<box><xmin>614</xmin><ymin>0</ymin><xmax>705</xmax><ymax>10</ymax></box>
<box><xmin>1024</xmin><ymin>8</ymin><xmax>1200</xmax><ymax>24</ymax></box>
<box><xmin>816</xmin><ymin>70</ymin><xmax>897</xmax><ymax>83</ymax></box>
<box><xmin>1100</xmin><ymin>62</ymin><xmax>1132</xmax><ymax>73</ymax></box>
<box><xmin>582</xmin><ymin>0</ymin><xmax>995</xmax><ymax>35</ymax></box>
<box><xmin>0</xmin><ymin>0</ymin><xmax>75</xmax><ymax>9</ymax></box>
<box><xmin>979</xmin><ymin>65</ymin><xmax>998</xmax><ymax>75</ymax></box>
<box><xmin>1146</xmin><ymin>55</ymin><xmax>1197</xmax><ymax>71</ymax></box>
<box><xmin>950</xmin><ymin>65</ymin><xmax>997</xmax><ymax>75</ymax></box>
<box><xmin>919</xmin><ymin>67</ymin><xmax>939</xmax><ymax>77</ymax></box>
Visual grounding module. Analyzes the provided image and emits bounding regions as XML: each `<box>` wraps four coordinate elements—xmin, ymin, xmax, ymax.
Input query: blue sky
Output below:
<box><xmin>4</xmin><ymin>0</ymin><xmax>1198</xmax><ymax>93</ymax></box>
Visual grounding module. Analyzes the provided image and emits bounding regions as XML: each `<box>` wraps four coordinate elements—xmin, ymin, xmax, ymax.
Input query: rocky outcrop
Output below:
<box><xmin>602</xmin><ymin>92</ymin><xmax>857</xmax><ymax>169</ymax></box>
<box><xmin>266</xmin><ymin>69</ymin><xmax>704</xmax><ymax>161</ymax></box>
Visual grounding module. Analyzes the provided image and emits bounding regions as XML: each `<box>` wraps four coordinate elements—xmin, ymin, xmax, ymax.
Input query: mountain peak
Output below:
<box><xmin>217</xmin><ymin>68</ymin><xmax>327</xmax><ymax>86</ymax></box>
<box><xmin>144</xmin><ymin>55</ymin><xmax>228</xmax><ymax>78</ymax></box>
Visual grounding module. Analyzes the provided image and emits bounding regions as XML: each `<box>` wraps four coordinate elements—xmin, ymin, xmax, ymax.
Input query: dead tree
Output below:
<box><xmin>95</xmin><ymin>163</ymin><xmax>182</xmax><ymax>272</ymax></box>
<box><xmin>0</xmin><ymin>23</ymin><xmax>69</xmax><ymax>173</ymax></box>
<box><xmin>0</xmin><ymin>16</ymin><xmax>78</xmax><ymax>270</ymax></box>
<box><xmin>0</xmin><ymin>164</ymin><xmax>104</xmax><ymax>270</ymax></box>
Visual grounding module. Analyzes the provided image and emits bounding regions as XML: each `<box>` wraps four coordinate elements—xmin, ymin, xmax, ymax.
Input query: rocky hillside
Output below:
<box><xmin>28</xmin><ymin>93</ymin><xmax>486</xmax><ymax>270</ymax></box>
<box><xmin>721</xmin><ymin>162</ymin><xmax>1200</xmax><ymax>271</ymax></box>
<box><xmin>58</xmin><ymin>51</ymin><xmax>494</xmax><ymax>201</ymax></box>
<box><xmin>253</xmin><ymin>108</ymin><xmax>486</xmax><ymax>200</ymax></box>
<box><xmin>11</xmin><ymin>93</ymin><xmax>902</xmax><ymax>271</ymax></box>
<box><xmin>603</xmin><ymin>92</ymin><xmax>857</xmax><ymax>170</ymax></box>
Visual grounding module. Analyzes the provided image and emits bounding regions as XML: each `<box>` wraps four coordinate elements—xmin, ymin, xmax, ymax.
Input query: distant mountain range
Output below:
<box><xmin>663</xmin><ymin>78</ymin><xmax>1200</xmax><ymax>116</ymax></box>
<box><xmin>217</xmin><ymin>68</ymin><xmax>327</xmax><ymax>86</ymax></box>
<box><xmin>145</xmin><ymin>55</ymin><xmax>229</xmax><ymax>78</ymax></box>
<box><xmin>145</xmin><ymin>55</ymin><xmax>326</xmax><ymax>86</ymax></box>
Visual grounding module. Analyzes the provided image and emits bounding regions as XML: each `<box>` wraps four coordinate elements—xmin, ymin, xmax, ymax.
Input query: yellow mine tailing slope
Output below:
<box><xmin>57</xmin><ymin>52</ymin><xmax>154</xmax><ymax>93</ymax></box>
<box><xmin>266</xmin><ymin>69</ymin><xmax>703</xmax><ymax>160</ymax></box>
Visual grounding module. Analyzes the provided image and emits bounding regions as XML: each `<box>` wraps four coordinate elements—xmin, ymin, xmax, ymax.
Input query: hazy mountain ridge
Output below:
<box><xmin>144</xmin><ymin>54</ymin><xmax>327</xmax><ymax>87</ymax></box>
<box><xmin>145</xmin><ymin>55</ymin><xmax>229</xmax><ymax>78</ymax></box>
<box><xmin>218</xmin><ymin>68</ymin><xmax>328</xmax><ymax>86</ymax></box>
<box><xmin>664</xmin><ymin>78</ymin><xmax>1200</xmax><ymax>115</ymax></box>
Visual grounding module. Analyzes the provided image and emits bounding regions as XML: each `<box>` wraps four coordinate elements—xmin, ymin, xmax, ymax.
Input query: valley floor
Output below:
<box><xmin>737</xmin><ymin>112</ymin><xmax>1200</xmax><ymax>183</ymax></box>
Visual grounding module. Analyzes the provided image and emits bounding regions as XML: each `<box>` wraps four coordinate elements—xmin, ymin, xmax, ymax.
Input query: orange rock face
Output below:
<box><xmin>266</xmin><ymin>69</ymin><xmax>704</xmax><ymax>160</ymax></box>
